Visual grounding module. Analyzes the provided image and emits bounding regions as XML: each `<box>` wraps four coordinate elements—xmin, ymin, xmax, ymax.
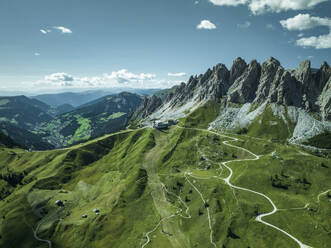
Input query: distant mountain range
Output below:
<box><xmin>31</xmin><ymin>88</ymin><xmax>160</xmax><ymax>107</ymax></box>
<box><xmin>0</xmin><ymin>91</ymin><xmax>146</xmax><ymax>149</ymax></box>
<box><xmin>1</xmin><ymin>58</ymin><xmax>330</xmax><ymax>150</ymax></box>
<box><xmin>35</xmin><ymin>92</ymin><xmax>143</xmax><ymax>147</ymax></box>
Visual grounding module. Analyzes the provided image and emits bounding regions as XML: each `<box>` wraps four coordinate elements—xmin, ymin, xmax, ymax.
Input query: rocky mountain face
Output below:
<box><xmin>320</xmin><ymin>77</ymin><xmax>331</xmax><ymax>121</ymax></box>
<box><xmin>135</xmin><ymin>57</ymin><xmax>330</xmax><ymax>120</ymax></box>
<box><xmin>133</xmin><ymin>57</ymin><xmax>331</xmax><ymax>143</ymax></box>
<box><xmin>132</xmin><ymin>95</ymin><xmax>163</xmax><ymax>119</ymax></box>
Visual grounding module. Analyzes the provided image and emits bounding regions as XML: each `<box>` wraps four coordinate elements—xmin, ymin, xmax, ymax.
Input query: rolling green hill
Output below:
<box><xmin>0</xmin><ymin>122</ymin><xmax>54</xmax><ymax>150</ymax></box>
<box><xmin>0</xmin><ymin>92</ymin><xmax>143</xmax><ymax>149</ymax></box>
<box><xmin>0</xmin><ymin>132</ymin><xmax>21</xmax><ymax>149</ymax></box>
<box><xmin>0</xmin><ymin>57</ymin><xmax>330</xmax><ymax>247</ymax></box>
<box><xmin>0</xmin><ymin>95</ymin><xmax>53</xmax><ymax>130</ymax></box>
<box><xmin>34</xmin><ymin>92</ymin><xmax>143</xmax><ymax>147</ymax></box>
<box><xmin>0</xmin><ymin>110</ymin><xmax>330</xmax><ymax>247</ymax></box>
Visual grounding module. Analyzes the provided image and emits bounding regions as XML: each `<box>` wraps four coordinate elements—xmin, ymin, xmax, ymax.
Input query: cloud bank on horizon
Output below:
<box><xmin>29</xmin><ymin>70</ymin><xmax>181</xmax><ymax>91</ymax></box>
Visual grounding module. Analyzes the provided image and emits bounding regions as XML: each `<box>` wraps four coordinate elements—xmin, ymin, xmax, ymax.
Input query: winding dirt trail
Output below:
<box><xmin>33</xmin><ymin>221</ymin><xmax>52</xmax><ymax>248</ymax></box>
<box><xmin>182</xmin><ymin>126</ymin><xmax>313</xmax><ymax>248</ymax></box>
<box><xmin>317</xmin><ymin>189</ymin><xmax>331</xmax><ymax>203</ymax></box>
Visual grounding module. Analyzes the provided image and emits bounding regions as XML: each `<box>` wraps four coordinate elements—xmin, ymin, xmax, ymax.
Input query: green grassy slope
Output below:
<box><xmin>0</xmin><ymin>125</ymin><xmax>330</xmax><ymax>247</ymax></box>
<box><xmin>180</xmin><ymin>101</ymin><xmax>221</xmax><ymax>129</ymax></box>
<box><xmin>0</xmin><ymin>122</ymin><xmax>54</xmax><ymax>150</ymax></box>
<box><xmin>0</xmin><ymin>95</ymin><xmax>52</xmax><ymax>130</ymax></box>
<box><xmin>35</xmin><ymin>92</ymin><xmax>142</xmax><ymax>147</ymax></box>
<box><xmin>0</xmin><ymin>128</ymin><xmax>156</xmax><ymax>248</ymax></box>
<box><xmin>304</xmin><ymin>131</ymin><xmax>331</xmax><ymax>149</ymax></box>
<box><xmin>0</xmin><ymin>101</ymin><xmax>330</xmax><ymax>248</ymax></box>
<box><xmin>245</xmin><ymin>105</ymin><xmax>294</xmax><ymax>142</ymax></box>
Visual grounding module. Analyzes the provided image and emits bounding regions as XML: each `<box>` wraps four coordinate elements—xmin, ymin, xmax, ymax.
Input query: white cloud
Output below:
<box><xmin>40</xmin><ymin>29</ymin><xmax>51</xmax><ymax>34</ymax></box>
<box><xmin>280</xmin><ymin>14</ymin><xmax>331</xmax><ymax>31</ymax></box>
<box><xmin>34</xmin><ymin>53</ymin><xmax>40</xmax><ymax>56</ymax></box>
<box><xmin>249</xmin><ymin>0</ymin><xmax>328</xmax><ymax>14</ymax></box>
<box><xmin>210</xmin><ymin>0</ymin><xmax>248</xmax><ymax>6</ymax></box>
<box><xmin>168</xmin><ymin>72</ymin><xmax>187</xmax><ymax>77</ymax></box>
<box><xmin>298</xmin><ymin>33</ymin><xmax>305</xmax><ymax>37</ymax></box>
<box><xmin>266</xmin><ymin>23</ymin><xmax>275</xmax><ymax>29</ymax></box>
<box><xmin>45</xmin><ymin>72</ymin><xmax>74</xmax><ymax>82</ymax></box>
<box><xmin>197</xmin><ymin>20</ymin><xmax>217</xmax><ymax>30</ymax></box>
<box><xmin>297</xmin><ymin>33</ymin><xmax>331</xmax><ymax>49</ymax></box>
<box><xmin>34</xmin><ymin>70</ymin><xmax>177</xmax><ymax>89</ymax></box>
<box><xmin>237</xmin><ymin>21</ymin><xmax>251</xmax><ymax>28</ymax></box>
<box><xmin>194</xmin><ymin>0</ymin><xmax>200</xmax><ymax>4</ymax></box>
<box><xmin>53</xmin><ymin>26</ymin><xmax>72</xmax><ymax>34</ymax></box>
<box><xmin>281</xmin><ymin>14</ymin><xmax>331</xmax><ymax>49</ymax></box>
<box><xmin>209</xmin><ymin>0</ymin><xmax>328</xmax><ymax>15</ymax></box>
<box><xmin>104</xmin><ymin>69</ymin><xmax>156</xmax><ymax>83</ymax></box>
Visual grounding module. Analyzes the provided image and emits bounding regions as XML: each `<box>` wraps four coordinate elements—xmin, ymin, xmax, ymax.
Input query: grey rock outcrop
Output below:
<box><xmin>132</xmin><ymin>95</ymin><xmax>163</xmax><ymax>119</ymax></box>
<box><xmin>132</xmin><ymin>57</ymin><xmax>331</xmax><ymax>125</ymax></box>
<box><xmin>164</xmin><ymin>63</ymin><xmax>230</xmax><ymax>109</ymax></box>
<box><xmin>254</xmin><ymin>57</ymin><xmax>282</xmax><ymax>103</ymax></box>
<box><xmin>320</xmin><ymin>77</ymin><xmax>331</xmax><ymax>121</ymax></box>
<box><xmin>228</xmin><ymin>60</ymin><xmax>261</xmax><ymax>104</ymax></box>
<box><xmin>229</xmin><ymin>57</ymin><xmax>247</xmax><ymax>84</ymax></box>
<box><xmin>197</xmin><ymin>63</ymin><xmax>230</xmax><ymax>101</ymax></box>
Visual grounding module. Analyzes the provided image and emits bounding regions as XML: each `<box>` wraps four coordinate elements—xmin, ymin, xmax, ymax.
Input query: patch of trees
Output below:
<box><xmin>0</xmin><ymin>171</ymin><xmax>24</xmax><ymax>187</ymax></box>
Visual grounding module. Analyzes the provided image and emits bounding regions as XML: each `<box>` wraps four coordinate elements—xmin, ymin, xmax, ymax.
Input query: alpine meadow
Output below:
<box><xmin>0</xmin><ymin>1</ymin><xmax>330</xmax><ymax>248</ymax></box>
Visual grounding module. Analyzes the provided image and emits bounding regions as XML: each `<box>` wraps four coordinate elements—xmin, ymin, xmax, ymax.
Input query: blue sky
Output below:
<box><xmin>0</xmin><ymin>0</ymin><xmax>331</xmax><ymax>92</ymax></box>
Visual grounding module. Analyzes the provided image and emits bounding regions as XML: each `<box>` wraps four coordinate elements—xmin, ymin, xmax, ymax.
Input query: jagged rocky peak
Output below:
<box><xmin>253</xmin><ymin>57</ymin><xmax>282</xmax><ymax>103</ymax></box>
<box><xmin>132</xmin><ymin>95</ymin><xmax>162</xmax><ymax>119</ymax></box>
<box><xmin>197</xmin><ymin>63</ymin><xmax>229</xmax><ymax>85</ymax></box>
<box><xmin>316</xmin><ymin>61</ymin><xmax>331</xmax><ymax>90</ymax></box>
<box><xmin>229</xmin><ymin>57</ymin><xmax>247</xmax><ymax>84</ymax></box>
<box><xmin>214</xmin><ymin>63</ymin><xmax>229</xmax><ymax>81</ymax></box>
<box><xmin>320</xmin><ymin>77</ymin><xmax>331</xmax><ymax>120</ymax></box>
<box><xmin>228</xmin><ymin>59</ymin><xmax>261</xmax><ymax>104</ymax></box>
<box><xmin>295</xmin><ymin>60</ymin><xmax>311</xmax><ymax>85</ymax></box>
<box><xmin>263</xmin><ymin>56</ymin><xmax>281</xmax><ymax>71</ymax></box>
<box><xmin>193</xmin><ymin>63</ymin><xmax>230</xmax><ymax>101</ymax></box>
<box><xmin>132</xmin><ymin>56</ymin><xmax>331</xmax><ymax>123</ymax></box>
<box><xmin>320</xmin><ymin>61</ymin><xmax>330</xmax><ymax>71</ymax></box>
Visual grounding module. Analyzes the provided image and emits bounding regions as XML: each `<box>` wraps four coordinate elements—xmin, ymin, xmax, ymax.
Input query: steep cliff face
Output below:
<box><xmin>320</xmin><ymin>77</ymin><xmax>331</xmax><ymax>121</ymax></box>
<box><xmin>133</xmin><ymin>57</ymin><xmax>331</xmax><ymax>140</ymax></box>
<box><xmin>228</xmin><ymin>59</ymin><xmax>261</xmax><ymax>104</ymax></box>
<box><xmin>132</xmin><ymin>95</ymin><xmax>163</xmax><ymax>119</ymax></box>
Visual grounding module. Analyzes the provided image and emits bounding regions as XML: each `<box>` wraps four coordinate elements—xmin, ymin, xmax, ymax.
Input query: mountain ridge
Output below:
<box><xmin>133</xmin><ymin>57</ymin><xmax>331</xmax><ymax>145</ymax></box>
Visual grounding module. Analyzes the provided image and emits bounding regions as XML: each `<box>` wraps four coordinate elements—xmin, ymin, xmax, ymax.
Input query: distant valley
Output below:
<box><xmin>0</xmin><ymin>91</ymin><xmax>147</xmax><ymax>149</ymax></box>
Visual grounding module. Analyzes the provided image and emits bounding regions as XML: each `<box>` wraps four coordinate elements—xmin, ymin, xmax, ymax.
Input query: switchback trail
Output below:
<box><xmin>180</xmin><ymin>126</ymin><xmax>313</xmax><ymax>248</ymax></box>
